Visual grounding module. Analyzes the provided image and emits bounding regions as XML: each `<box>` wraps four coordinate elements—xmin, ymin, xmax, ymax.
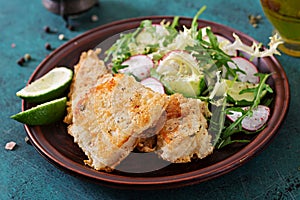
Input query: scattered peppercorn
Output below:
<box><xmin>44</xmin><ymin>26</ymin><xmax>51</xmax><ymax>33</ymax></box>
<box><xmin>91</xmin><ymin>14</ymin><xmax>99</xmax><ymax>22</ymax></box>
<box><xmin>248</xmin><ymin>14</ymin><xmax>262</xmax><ymax>28</ymax></box>
<box><xmin>24</xmin><ymin>53</ymin><xmax>31</xmax><ymax>61</ymax></box>
<box><xmin>24</xmin><ymin>136</ymin><xmax>32</xmax><ymax>145</ymax></box>
<box><xmin>67</xmin><ymin>25</ymin><xmax>75</xmax><ymax>31</ymax></box>
<box><xmin>17</xmin><ymin>53</ymin><xmax>33</xmax><ymax>66</ymax></box>
<box><xmin>17</xmin><ymin>57</ymin><xmax>25</xmax><ymax>66</ymax></box>
<box><xmin>43</xmin><ymin>26</ymin><xmax>58</xmax><ymax>33</ymax></box>
<box><xmin>45</xmin><ymin>42</ymin><xmax>52</xmax><ymax>50</ymax></box>
<box><xmin>58</xmin><ymin>34</ymin><xmax>65</xmax><ymax>40</ymax></box>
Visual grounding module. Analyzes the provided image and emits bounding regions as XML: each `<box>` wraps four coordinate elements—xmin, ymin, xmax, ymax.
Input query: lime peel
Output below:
<box><xmin>16</xmin><ymin>67</ymin><xmax>73</xmax><ymax>103</ymax></box>
<box><xmin>11</xmin><ymin>97</ymin><xmax>67</xmax><ymax>126</ymax></box>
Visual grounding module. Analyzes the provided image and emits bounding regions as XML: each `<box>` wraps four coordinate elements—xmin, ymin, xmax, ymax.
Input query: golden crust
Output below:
<box><xmin>64</xmin><ymin>49</ymin><xmax>214</xmax><ymax>170</ymax></box>
<box><xmin>69</xmin><ymin>74</ymin><xmax>168</xmax><ymax>171</ymax></box>
<box><xmin>64</xmin><ymin>48</ymin><xmax>108</xmax><ymax>124</ymax></box>
<box><xmin>157</xmin><ymin>93</ymin><xmax>213</xmax><ymax>163</ymax></box>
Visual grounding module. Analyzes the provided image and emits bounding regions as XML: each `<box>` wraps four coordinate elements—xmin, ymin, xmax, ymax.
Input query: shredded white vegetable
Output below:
<box><xmin>224</xmin><ymin>33</ymin><xmax>283</xmax><ymax>57</ymax></box>
<box><xmin>165</xmin><ymin>26</ymin><xmax>197</xmax><ymax>51</ymax></box>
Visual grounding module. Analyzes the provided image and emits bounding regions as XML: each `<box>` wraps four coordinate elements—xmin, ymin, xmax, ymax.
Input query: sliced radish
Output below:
<box><xmin>141</xmin><ymin>77</ymin><xmax>165</xmax><ymax>94</ymax></box>
<box><xmin>203</xmin><ymin>34</ymin><xmax>237</xmax><ymax>56</ymax></box>
<box><xmin>227</xmin><ymin>57</ymin><xmax>259</xmax><ymax>83</ymax></box>
<box><xmin>119</xmin><ymin>55</ymin><xmax>154</xmax><ymax>80</ymax></box>
<box><xmin>227</xmin><ymin>105</ymin><xmax>270</xmax><ymax>131</ymax></box>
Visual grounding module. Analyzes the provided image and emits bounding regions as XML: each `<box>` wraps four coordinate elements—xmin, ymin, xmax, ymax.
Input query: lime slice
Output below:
<box><xmin>225</xmin><ymin>80</ymin><xmax>266</xmax><ymax>105</ymax></box>
<box><xmin>16</xmin><ymin>67</ymin><xmax>73</xmax><ymax>103</ymax></box>
<box><xmin>11</xmin><ymin>97</ymin><xmax>67</xmax><ymax>125</ymax></box>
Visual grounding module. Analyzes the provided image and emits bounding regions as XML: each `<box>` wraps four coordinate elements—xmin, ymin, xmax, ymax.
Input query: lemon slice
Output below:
<box><xmin>16</xmin><ymin>67</ymin><xmax>73</xmax><ymax>103</ymax></box>
<box><xmin>11</xmin><ymin>97</ymin><xmax>67</xmax><ymax>125</ymax></box>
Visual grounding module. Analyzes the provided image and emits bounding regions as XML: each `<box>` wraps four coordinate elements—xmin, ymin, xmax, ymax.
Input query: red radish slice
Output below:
<box><xmin>203</xmin><ymin>34</ymin><xmax>237</xmax><ymax>56</ymax></box>
<box><xmin>228</xmin><ymin>57</ymin><xmax>259</xmax><ymax>83</ymax></box>
<box><xmin>119</xmin><ymin>55</ymin><xmax>154</xmax><ymax>80</ymax></box>
<box><xmin>141</xmin><ymin>77</ymin><xmax>165</xmax><ymax>94</ymax></box>
<box><xmin>227</xmin><ymin>105</ymin><xmax>270</xmax><ymax>131</ymax></box>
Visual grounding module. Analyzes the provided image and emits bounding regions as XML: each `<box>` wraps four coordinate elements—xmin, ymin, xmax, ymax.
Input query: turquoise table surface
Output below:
<box><xmin>1</xmin><ymin>0</ymin><xmax>299</xmax><ymax>199</ymax></box>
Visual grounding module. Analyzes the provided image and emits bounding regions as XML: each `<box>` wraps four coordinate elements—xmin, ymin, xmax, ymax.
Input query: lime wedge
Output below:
<box><xmin>16</xmin><ymin>67</ymin><xmax>73</xmax><ymax>103</ymax></box>
<box><xmin>11</xmin><ymin>97</ymin><xmax>67</xmax><ymax>125</ymax></box>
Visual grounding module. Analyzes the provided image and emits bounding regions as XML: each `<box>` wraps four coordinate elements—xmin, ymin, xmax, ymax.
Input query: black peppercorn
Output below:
<box><xmin>17</xmin><ymin>57</ymin><xmax>25</xmax><ymax>66</ymax></box>
<box><xmin>44</xmin><ymin>26</ymin><xmax>51</xmax><ymax>33</ymax></box>
<box><xmin>45</xmin><ymin>43</ymin><xmax>52</xmax><ymax>50</ymax></box>
<box><xmin>67</xmin><ymin>25</ymin><xmax>75</xmax><ymax>31</ymax></box>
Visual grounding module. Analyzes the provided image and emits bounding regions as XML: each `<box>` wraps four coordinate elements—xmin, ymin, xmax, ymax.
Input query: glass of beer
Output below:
<box><xmin>260</xmin><ymin>0</ymin><xmax>300</xmax><ymax>57</ymax></box>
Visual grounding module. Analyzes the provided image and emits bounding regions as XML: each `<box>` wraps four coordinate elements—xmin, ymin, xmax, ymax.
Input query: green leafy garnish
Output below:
<box><xmin>216</xmin><ymin>73</ymin><xmax>273</xmax><ymax>148</ymax></box>
<box><xmin>103</xmin><ymin>6</ymin><xmax>277</xmax><ymax>150</ymax></box>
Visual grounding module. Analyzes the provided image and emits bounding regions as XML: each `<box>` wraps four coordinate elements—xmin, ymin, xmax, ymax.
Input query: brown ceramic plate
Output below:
<box><xmin>23</xmin><ymin>16</ymin><xmax>290</xmax><ymax>190</ymax></box>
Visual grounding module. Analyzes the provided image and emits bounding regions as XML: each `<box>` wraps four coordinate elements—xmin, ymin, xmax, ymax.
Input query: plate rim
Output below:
<box><xmin>23</xmin><ymin>15</ymin><xmax>290</xmax><ymax>189</ymax></box>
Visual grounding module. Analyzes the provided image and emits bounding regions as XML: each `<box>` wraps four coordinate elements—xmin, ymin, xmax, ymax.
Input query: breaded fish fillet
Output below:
<box><xmin>69</xmin><ymin>74</ymin><xmax>168</xmax><ymax>171</ymax></box>
<box><xmin>64</xmin><ymin>48</ymin><xmax>108</xmax><ymax>124</ymax></box>
<box><xmin>156</xmin><ymin>93</ymin><xmax>213</xmax><ymax>163</ymax></box>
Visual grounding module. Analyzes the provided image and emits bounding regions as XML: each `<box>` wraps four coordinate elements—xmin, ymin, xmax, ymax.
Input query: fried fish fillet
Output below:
<box><xmin>64</xmin><ymin>48</ymin><xmax>214</xmax><ymax>170</ymax></box>
<box><xmin>69</xmin><ymin>74</ymin><xmax>168</xmax><ymax>171</ymax></box>
<box><xmin>64</xmin><ymin>48</ymin><xmax>108</xmax><ymax>124</ymax></box>
<box><xmin>156</xmin><ymin>93</ymin><xmax>213</xmax><ymax>163</ymax></box>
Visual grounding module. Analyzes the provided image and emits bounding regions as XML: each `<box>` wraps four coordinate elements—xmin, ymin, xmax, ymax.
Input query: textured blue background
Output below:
<box><xmin>1</xmin><ymin>0</ymin><xmax>299</xmax><ymax>199</ymax></box>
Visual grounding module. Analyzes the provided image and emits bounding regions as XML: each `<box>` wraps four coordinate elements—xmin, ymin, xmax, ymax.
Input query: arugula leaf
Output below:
<box><xmin>218</xmin><ymin>138</ymin><xmax>250</xmax><ymax>149</ymax></box>
<box><xmin>104</xmin><ymin>27</ymin><xmax>142</xmax><ymax>63</ymax></box>
<box><xmin>140</xmin><ymin>20</ymin><xmax>152</xmax><ymax>28</ymax></box>
<box><xmin>191</xmin><ymin>6</ymin><xmax>207</xmax><ymax>38</ymax></box>
<box><xmin>170</xmin><ymin>16</ymin><xmax>179</xmax><ymax>29</ymax></box>
<box><xmin>216</xmin><ymin>73</ymin><xmax>272</xmax><ymax>148</ymax></box>
<box><xmin>188</xmin><ymin>28</ymin><xmax>241</xmax><ymax>80</ymax></box>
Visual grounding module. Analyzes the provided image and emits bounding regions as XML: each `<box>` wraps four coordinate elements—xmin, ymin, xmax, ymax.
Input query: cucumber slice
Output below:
<box><xmin>225</xmin><ymin>79</ymin><xmax>267</xmax><ymax>105</ymax></box>
<box><xmin>155</xmin><ymin>50</ymin><xmax>205</xmax><ymax>98</ymax></box>
<box><xmin>162</xmin><ymin>76</ymin><xmax>205</xmax><ymax>97</ymax></box>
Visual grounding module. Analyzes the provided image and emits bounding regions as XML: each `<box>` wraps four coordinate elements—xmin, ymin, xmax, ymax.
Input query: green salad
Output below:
<box><xmin>104</xmin><ymin>6</ymin><xmax>283</xmax><ymax>148</ymax></box>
